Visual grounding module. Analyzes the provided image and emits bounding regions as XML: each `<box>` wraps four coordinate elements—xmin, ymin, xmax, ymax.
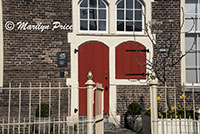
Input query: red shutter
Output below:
<box><xmin>116</xmin><ymin>42</ymin><xmax>146</xmax><ymax>79</ymax></box>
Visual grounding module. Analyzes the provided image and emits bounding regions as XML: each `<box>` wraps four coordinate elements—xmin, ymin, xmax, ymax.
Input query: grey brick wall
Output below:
<box><xmin>0</xmin><ymin>0</ymin><xmax>72</xmax><ymax>126</ymax></box>
<box><xmin>3</xmin><ymin>0</ymin><xmax>72</xmax><ymax>87</ymax></box>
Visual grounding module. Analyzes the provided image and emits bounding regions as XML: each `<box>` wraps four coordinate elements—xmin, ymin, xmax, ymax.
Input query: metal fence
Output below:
<box><xmin>0</xmin><ymin>82</ymin><xmax>72</xmax><ymax>134</ymax></box>
<box><xmin>150</xmin><ymin>75</ymin><xmax>200</xmax><ymax>134</ymax></box>
<box><xmin>0</xmin><ymin>72</ymin><xmax>104</xmax><ymax>134</ymax></box>
<box><xmin>158</xmin><ymin>84</ymin><xmax>200</xmax><ymax>134</ymax></box>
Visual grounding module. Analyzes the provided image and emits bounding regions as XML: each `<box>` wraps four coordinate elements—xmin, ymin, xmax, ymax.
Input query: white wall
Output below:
<box><xmin>68</xmin><ymin>0</ymin><xmax>154</xmax><ymax>121</ymax></box>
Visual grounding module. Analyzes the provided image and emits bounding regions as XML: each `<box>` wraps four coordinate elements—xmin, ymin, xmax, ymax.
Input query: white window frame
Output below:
<box><xmin>185</xmin><ymin>34</ymin><xmax>200</xmax><ymax>84</ymax></box>
<box><xmin>115</xmin><ymin>0</ymin><xmax>145</xmax><ymax>35</ymax></box>
<box><xmin>185</xmin><ymin>0</ymin><xmax>200</xmax><ymax>85</ymax></box>
<box><xmin>78</xmin><ymin>0</ymin><xmax>108</xmax><ymax>34</ymax></box>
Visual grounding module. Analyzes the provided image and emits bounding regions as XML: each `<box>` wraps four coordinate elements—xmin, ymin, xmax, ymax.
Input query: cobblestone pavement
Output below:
<box><xmin>104</xmin><ymin>128</ymin><xmax>138</xmax><ymax>134</ymax></box>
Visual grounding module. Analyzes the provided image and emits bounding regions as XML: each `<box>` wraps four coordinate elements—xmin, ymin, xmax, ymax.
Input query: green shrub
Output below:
<box><xmin>127</xmin><ymin>102</ymin><xmax>142</xmax><ymax>115</ymax></box>
<box><xmin>35</xmin><ymin>103</ymin><xmax>51</xmax><ymax>117</ymax></box>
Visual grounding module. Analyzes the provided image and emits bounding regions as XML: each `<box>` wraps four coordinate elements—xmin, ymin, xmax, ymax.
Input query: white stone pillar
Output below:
<box><xmin>150</xmin><ymin>73</ymin><xmax>158</xmax><ymax>134</ymax></box>
<box><xmin>85</xmin><ymin>71</ymin><xmax>95</xmax><ymax>134</ymax></box>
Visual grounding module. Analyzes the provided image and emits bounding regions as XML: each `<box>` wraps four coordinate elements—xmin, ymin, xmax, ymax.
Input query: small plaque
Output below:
<box><xmin>57</xmin><ymin>52</ymin><xmax>68</xmax><ymax>67</ymax></box>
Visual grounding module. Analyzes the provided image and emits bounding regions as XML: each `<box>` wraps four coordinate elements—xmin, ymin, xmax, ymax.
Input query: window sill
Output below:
<box><xmin>182</xmin><ymin>84</ymin><xmax>200</xmax><ymax>92</ymax></box>
<box><xmin>115</xmin><ymin>31</ymin><xmax>145</xmax><ymax>35</ymax></box>
<box><xmin>76</xmin><ymin>32</ymin><xmax>148</xmax><ymax>37</ymax></box>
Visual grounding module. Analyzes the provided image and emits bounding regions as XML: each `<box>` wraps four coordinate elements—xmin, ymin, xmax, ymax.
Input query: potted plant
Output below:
<box><xmin>125</xmin><ymin>102</ymin><xmax>143</xmax><ymax>133</ymax></box>
<box><xmin>35</xmin><ymin>103</ymin><xmax>51</xmax><ymax>118</ymax></box>
<box><xmin>34</xmin><ymin>103</ymin><xmax>53</xmax><ymax>134</ymax></box>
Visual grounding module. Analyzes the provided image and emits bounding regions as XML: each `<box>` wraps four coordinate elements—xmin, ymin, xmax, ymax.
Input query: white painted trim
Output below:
<box><xmin>68</xmin><ymin>34</ymin><xmax>153</xmax><ymax>118</ymax></box>
<box><xmin>70</xmin><ymin>41</ymin><xmax>79</xmax><ymax>117</ymax></box>
<box><xmin>109</xmin><ymin>85</ymin><xmax>117</xmax><ymax>118</ymax></box>
<box><xmin>66</xmin><ymin>78</ymin><xmax>72</xmax><ymax>86</ymax></box>
<box><xmin>181</xmin><ymin>0</ymin><xmax>186</xmax><ymax>86</ymax></box>
<box><xmin>69</xmin><ymin>0</ymin><xmax>154</xmax><ymax>120</ymax></box>
<box><xmin>0</xmin><ymin>0</ymin><xmax>3</xmax><ymax>87</ymax></box>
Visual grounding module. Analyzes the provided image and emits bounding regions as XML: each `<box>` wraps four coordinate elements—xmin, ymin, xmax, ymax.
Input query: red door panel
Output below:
<box><xmin>78</xmin><ymin>41</ymin><xmax>109</xmax><ymax>116</ymax></box>
<box><xmin>116</xmin><ymin>41</ymin><xmax>146</xmax><ymax>79</ymax></box>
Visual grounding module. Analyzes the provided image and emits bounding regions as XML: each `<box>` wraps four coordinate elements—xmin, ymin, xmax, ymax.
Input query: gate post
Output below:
<box><xmin>150</xmin><ymin>72</ymin><xmax>158</xmax><ymax>134</ymax></box>
<box><xmin>85</xmin><ymin>71</ymin><xmax>95</xmax><ymax>134</ymax></box>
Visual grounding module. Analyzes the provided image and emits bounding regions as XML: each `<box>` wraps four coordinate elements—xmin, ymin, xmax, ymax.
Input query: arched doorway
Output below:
<box><xmin>78</xmin><ymin>41</ymin><xmax>109</xmax><ymax>115</ymax></box>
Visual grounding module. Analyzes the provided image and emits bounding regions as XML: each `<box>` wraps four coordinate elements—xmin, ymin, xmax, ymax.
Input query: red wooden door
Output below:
<box><xmin>78</xmin><ymin>41</ymin><xmax>109</xmax><ymax>116</ymax></box>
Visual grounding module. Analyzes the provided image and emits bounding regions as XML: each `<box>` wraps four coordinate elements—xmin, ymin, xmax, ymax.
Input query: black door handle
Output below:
<box><xmin>105</xmin><ymin>72</ymin><xmax>108</xmax><ymax>79</ymax></box>
<box><xmin>105</xmin><ymin>86</ymin><xmax>108</xmax><ymax>91</ymax></box>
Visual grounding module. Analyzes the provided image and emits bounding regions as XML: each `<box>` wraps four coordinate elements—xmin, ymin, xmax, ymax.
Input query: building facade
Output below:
<box><xmin>1</xmin><ymin>0</ymin><xmax>199</xmax><ymax>125</ymax></box>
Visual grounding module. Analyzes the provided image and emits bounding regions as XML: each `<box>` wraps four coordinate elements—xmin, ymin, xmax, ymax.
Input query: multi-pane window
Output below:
<box><xmin>185</xmin><ymin>0</ymin><xmax>200</xmax><ymax>84</ymax></box>
<box><xmin>79</xmin><ymin>0</ymin><xmax>107</xmax><ymax>31</ymax></box>
<box><xmin>117</xmin><ymin>0</ymin><xmax>143</xmax><ymax>32</ymax></box>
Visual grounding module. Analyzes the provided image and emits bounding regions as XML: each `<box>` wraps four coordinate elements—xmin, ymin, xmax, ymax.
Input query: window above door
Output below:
<box><xmin>78</xmin><ymin>0</ymin><xmax>146</xmax><ymax>34</ymax></box>
<box><xmin>79</xmin><ymin>0</ymin><xmax>108</xmax><ymax>33</ymax></box>
<box><xmin>116</xmin><ymin>0</ymin><xmax>143</xmax><ymax>33</ymax></box>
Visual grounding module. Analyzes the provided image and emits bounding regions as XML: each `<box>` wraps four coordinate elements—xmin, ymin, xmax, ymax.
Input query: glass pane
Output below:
<box><xmin>80</xmin><ymin>0</ymin><xmax>88</xmax><ymax>7</ymax></box>
<box><xmin>99</xmin><ymin>10</ymin><xmax>106</xmax><ymax>19</ymax></box>
<box><xmin>197</xmin><ymin>19</ymin><xmax>200</xmax><ymax>31</ymax></box>
<box><xmin>135</xmin><ymin>22</ymin><xmax>142</xmax><ymax>31</ymax></box>
<box><xmin>98</xmin><ymin>0</ymin><xmax>106</xmax><ymax>8</ymax></box>
<box><xmin>117</xmin><ymin>21</ymin><xmax>124</xmax><ymax>31</ymax></box>
<box><xmin>117</xmin><ymin>0</ymin><xmax>124</xmax><ymax>8</ymax></box>
<box><xmin>185</xmin><ymin>35</ymin><xmax>196</xmax><ymax>51</ymax></box>
<box><xmin>126</xmin><ymin>22</ymin><xmax>133</xmax><ymax>31</ymax></box>
<box><xmin>80</xmin><ymin>20</ymin><xmax>88</xmax><ymax>30</ymax></box>
<box><xmin>198</xmin><ymin>53</ymin><xmax>200</xmax><ymax>66</ymax></box>
<box><xmin>186</xmin><ymin>53</ymin><xmax>196</xmax><ymax>67</ymax></box>
<box><xmin>126</xmin><ymin>0</ymin><xmax>133</xmax><ymax>9</ymax></box>
<box><xmin>99</xmin><ymin>21</ymin><xmax>106</xmax><ymax>31</ymax></box>
<box><xmin>89</xmin><ymin>21</ymin><xmax>97</xmax><ymax>30</ymax></box>
<box><xmin>185</xmin><ymin>17</ymin><xmax>197</xmax><ymax>32</ymax></box>
<box><xmin>199</xmin><ymin>69</ymin><xmax>200</xmax><ymax>83</ymax></box>
<box><xmin>126</xmin><ymin>10</ymin><xmax>133</xmax><ymax>20</ymax></box>
<box><xmin>135</xmin><ymin>0</ymin><xmax>142</xmax><ymax>9</ymax></box>
<box><xmin>80</xmin><ymin>9</ymin><xmax>88</xmax><ymax>19</ymax></box>
<box><xmin>89</xmin><ymin>9</ymin><xmax>97</xmax><ymax>19</ymax></box>
<box><xmin>117</xmin><ymin>10</ymin><xmax>124</xmax><ymax>20</ymax></box>
<box><xmin>135</xmin><ymin>10</ymin><xmax>142</xmax><ymax>20</ymax></box>
<box><xmin>90</xmin><ymin>0</ymin><xmax>97</xmax><ymax>7</ymax></box>
<box><xmin>186</xmin><ymin>69</ymin><xmax>197</xmax><ymax>83</ymax></box>
<box><xmin>185</xmin><ymin>2</ymin><xmax>198</xmax><ymax>13</ymax></box>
